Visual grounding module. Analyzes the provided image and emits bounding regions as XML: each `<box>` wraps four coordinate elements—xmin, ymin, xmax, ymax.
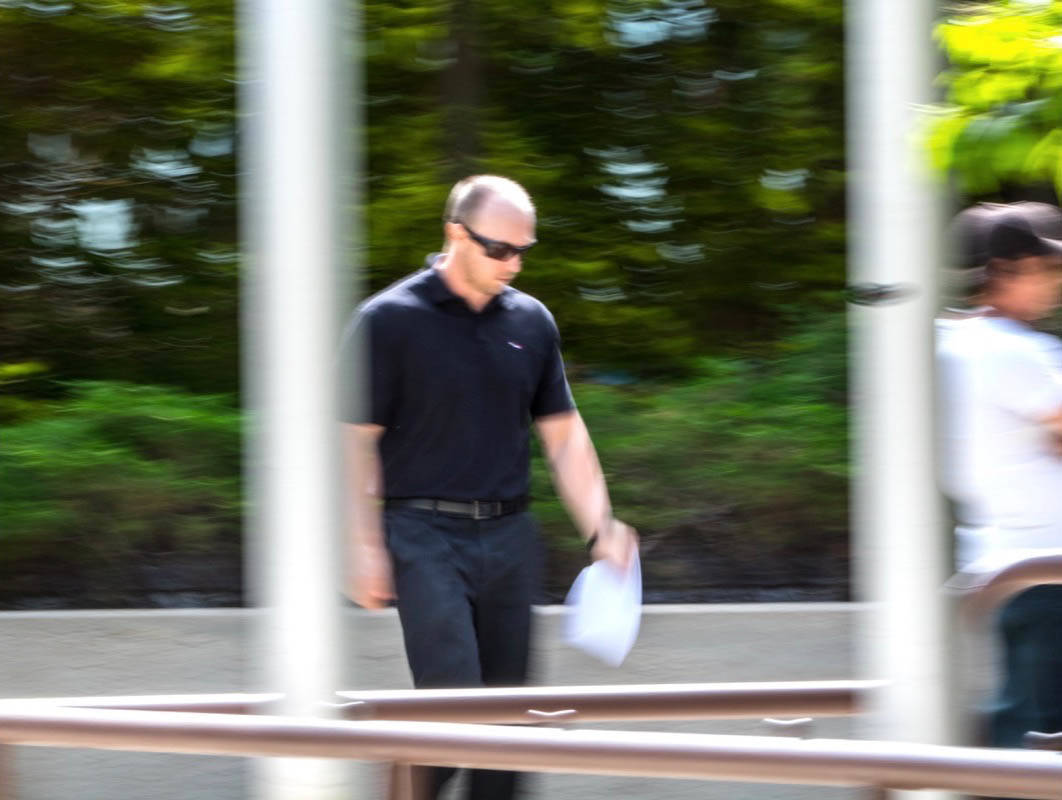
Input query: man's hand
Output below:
<box><xmin>589</xmin><ymin>518</ymin><xmax>639</xmax><ymax>572</ymax></box>
<box><xmin>348</xmin><ymin>541</ymin><xmax>395</xmax><ymax>610</ymax></box>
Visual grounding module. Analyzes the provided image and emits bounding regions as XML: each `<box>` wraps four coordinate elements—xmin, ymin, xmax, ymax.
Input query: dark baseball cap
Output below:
<box><xmin>951</xmin><ymin>203</ymin><xmax>1006</xmax><ymax>269</ymax></box>
<box><xmin>1010</xmin><ymin>200</ymin><xmax>1062</xmax><ymax>240</ymax></box>
<box><xmin>951</xmin><ymin>202</ymin><xmax>1062</xmax><ymax>269</ymax></box>
<box><xmin>987</xmin><ymin>210</ymin><xmax>1062</xmax><ymax>261</ymax></box>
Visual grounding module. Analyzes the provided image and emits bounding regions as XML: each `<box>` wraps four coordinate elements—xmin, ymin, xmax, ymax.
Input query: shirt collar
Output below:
<box><xmin>421</xmin><ymin>254</ymin><xmax>517</xmax><ymax>312</ymax></box>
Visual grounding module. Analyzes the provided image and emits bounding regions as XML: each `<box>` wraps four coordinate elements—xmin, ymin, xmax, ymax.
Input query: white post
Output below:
<box><xmin>240</xmin><ymin>1</ymin><xmax>355</xmax><ymax>797</ymax></box>
<box><xmin>846</xmin><ymin>1</ymin><xmax>955</xmax><ymax>799</ymax></box>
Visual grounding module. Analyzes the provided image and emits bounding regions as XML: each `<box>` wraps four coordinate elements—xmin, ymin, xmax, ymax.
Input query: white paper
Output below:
<box><xmin>563</xmin><ymin>549</ymin><xmax>642</xmax><ymax>666</ymax></box>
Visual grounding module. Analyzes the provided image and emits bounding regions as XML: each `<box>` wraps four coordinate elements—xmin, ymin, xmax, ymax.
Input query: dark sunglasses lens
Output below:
<box><xmin>486</xmin><ymin>242</ymin><xmax>518</xmax><ymax>260</ymax></box>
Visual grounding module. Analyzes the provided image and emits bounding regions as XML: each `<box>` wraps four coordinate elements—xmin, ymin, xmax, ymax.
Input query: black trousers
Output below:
<box><xmin>384</xmin><ymin>506</ymin><xmax>542</xmax><ymax>800</ymax></box>
<box><xmin>990</xmin><ymin>585</ymin><xmax>1062</xmax><ymax>748</ymax></box>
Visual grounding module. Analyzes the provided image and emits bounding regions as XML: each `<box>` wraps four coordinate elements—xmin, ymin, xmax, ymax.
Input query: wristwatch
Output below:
<box><xmin>585</xmin><ymin>516</ymin><xmax>613</xmax><ymax>555</ymax></box>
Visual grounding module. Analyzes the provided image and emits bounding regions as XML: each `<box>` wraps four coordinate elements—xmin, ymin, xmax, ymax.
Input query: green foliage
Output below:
<box><xmin>362</xmin><ymin>0</ymin><xmax>847</xmax><ymax>373</ymax></box>
<box><xmin>0</xmin><ymin>362</ymin><xmax>50</xmax><ymax>422</ymax></box>
<box><xmin>0</xmin><ymin>0</ymin><xmax>847</xmax><ymax>385</ymax></box>
<box><xmin>2</xmin><ymin>311</ymin><xmax>845</xmax><ymax>590</ymax></box>
<box><xmin>0</xmin><ymin>382</ymin><xmax>242</xmax><ymax>575</ymax></box>
<box><xmin>931</xmin><ymin>0</ymin><xmax>1062</xmax><ymax>197</ymax></box>
<box><xmin>0</xmin><ymin>1</ymin><xmax>852</xmax><ymax>601</ymax></box>
<box><xmin>0</xmin><ymin>362</ymin><xmax>47</xmax><ymax>383</ymax></box>
<box><xmin>532</xmin><ymin>311</ymin><xmax>848</xmax><ymax>554</ymax></box>
<box><xmin>0</xmin><ymin>0</ymin><xmax>238</xmax><ymax>395</ymax></box>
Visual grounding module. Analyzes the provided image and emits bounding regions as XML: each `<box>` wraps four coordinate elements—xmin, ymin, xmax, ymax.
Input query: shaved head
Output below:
<box><xmin>443</xmin><ymin>175</ymin><xmax>536</xmax><ymax>228</ymax></box>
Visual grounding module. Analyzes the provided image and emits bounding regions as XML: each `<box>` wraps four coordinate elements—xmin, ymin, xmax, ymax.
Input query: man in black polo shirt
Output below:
<box><xmin>340</xmin><ymin>174</ymin><xmax>637</xmax><ymax>800</ymax></box>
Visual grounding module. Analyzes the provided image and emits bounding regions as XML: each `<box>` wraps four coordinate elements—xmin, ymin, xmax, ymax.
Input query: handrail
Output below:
<box><xmin>945</xmin><ymin>552</ymin><xmax>1062</xmax><ymax>620</ymax></box>
<box><xmin>334</xmin><ymin>680</ymin><xmax>875</xmax><ymax>723</ymax></box>
<box><xmin>0</xmin><ymin>705</ymin><xmax>1061</xmax><ymax>799</ymax></box>
<box><xmin>1025</xmin><ymin>732</ymin><xmax>1062</xmax><ymax>752</ymax></box>
<box><xmin>3</xmin><ymin>693</ymin><xmax>279</xmax><ymax>716</ymax></box>
<box><xmin>3</xmin><ymin>680</ymin><xmax>879</xmax><ymax>724</ymax></box>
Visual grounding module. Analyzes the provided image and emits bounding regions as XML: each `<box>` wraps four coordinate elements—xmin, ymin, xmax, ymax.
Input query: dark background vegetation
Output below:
<box><xmin>1</xmin><ymin>0</ymin><xmax>1058</xmax><ymax>607</ymax></box>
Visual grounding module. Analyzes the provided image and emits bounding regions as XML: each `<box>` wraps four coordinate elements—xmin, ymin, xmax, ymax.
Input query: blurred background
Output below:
<box><xmin>0</xmin><ymin>0</ymin><xmax>1058</xmax><ymax>609</ymax></box>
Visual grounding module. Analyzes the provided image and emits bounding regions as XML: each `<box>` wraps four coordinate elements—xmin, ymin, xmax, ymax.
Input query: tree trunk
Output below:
<box><xmin>443</xmin><ymin>0</ymin><xmax>483</xmax><ymax>178</ymax></box>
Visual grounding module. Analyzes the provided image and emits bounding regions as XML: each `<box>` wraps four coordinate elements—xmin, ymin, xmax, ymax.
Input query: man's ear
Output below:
<box><xmin>443</xmin><ymin>220</ymin><xmax>466</xmax><ymax>245</ymax></box>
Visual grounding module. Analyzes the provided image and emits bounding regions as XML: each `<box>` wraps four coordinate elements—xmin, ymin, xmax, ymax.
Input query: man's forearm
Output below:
<box><xmin>539</xmin><ymin>413</ymin><xmax>612</xmax><ymax>542</ymax></box>
<box><xmin>343</xmin><ymin>423</ymin><xmax>386</xmax><ymax>549</ymax></box>
<box><xmin>537</xmin><ymin>411</ymin><xmax>636</xmax><ymax>569</ymax></box>
<box><xmin>342</xmin><ymin>422</ymin><xmax>395</xmax><ymax>608</ymax></box>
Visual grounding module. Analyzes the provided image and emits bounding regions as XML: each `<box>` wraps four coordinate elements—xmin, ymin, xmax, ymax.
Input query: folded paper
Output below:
<box><xmin>563</xmin><ymin>549</ymin><xmax>642</xmax><ymax>666</ymax></box>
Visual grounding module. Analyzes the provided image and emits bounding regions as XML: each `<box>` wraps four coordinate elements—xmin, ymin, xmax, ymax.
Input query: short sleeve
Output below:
<box><xmin>337</xmin><ymin>305</ymin><xmax>398</xmax><ymax>426</ymax></box>
<box><xmin>989</xmin><ymin>334</ymin><xmax>1062</xmax><ymax>421</ymax></box>
<box><xmin>530</xmin><ymin>315</ymin><xmax>575</xmax><ymax>419</ymax></box>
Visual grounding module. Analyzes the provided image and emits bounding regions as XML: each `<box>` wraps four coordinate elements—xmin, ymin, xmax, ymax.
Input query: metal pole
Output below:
<box><xmin>1</xmin><ymin>707</ymin><xmax>1062</xmax><ymax>799</ymax></box>
<box><xmin>239</xmin><ymin>0</ymin><xmax>353</xmax><ymax>796</ymax></box>
<box><xmin>846</xmin><ymin>3</ymin><xmax>955</xmax><ymax>800</ymax></box>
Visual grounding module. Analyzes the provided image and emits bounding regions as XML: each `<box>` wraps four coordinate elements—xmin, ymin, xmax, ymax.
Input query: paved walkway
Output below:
<box><xmin>0</xmin><ymin>604</ymin><xmax>993</xmax><ymax>799</ymax></box>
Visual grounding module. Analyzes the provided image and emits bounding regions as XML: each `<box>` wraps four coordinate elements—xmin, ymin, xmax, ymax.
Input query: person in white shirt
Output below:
<box><xmin>938</xmin><ymin>202</ymin><xmax>1062</xmax><ymax>752</ymax></box>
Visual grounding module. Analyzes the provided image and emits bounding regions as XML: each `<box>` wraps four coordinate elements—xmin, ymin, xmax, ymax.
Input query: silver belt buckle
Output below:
<box><xmin>472</xmin><ymin>500</ymin><xmax>492</xmax><ymax>520</ymax></box>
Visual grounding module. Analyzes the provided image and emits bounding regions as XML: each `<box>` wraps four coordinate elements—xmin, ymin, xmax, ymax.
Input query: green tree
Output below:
<box><xmin>0</xmin><ymin>0</ymin><xmax>238</xmax><ymax>395</ymax></box>
<box><xmin>930</xmin><ymin>0</ymin><xmax>1062</xmax><ymax>202</ymax></box>
<box><xmin>1</xmin><ymin>0</ymin><xmax>847</xmax><ymax>389</ymax></box>
<box><xmin>0</xmin><ymin>1</ymin><xmax>853</xmax><ymax>604</ymax></box>
<box><xmin>362</xmin><ymin>0</ymin><xmax>847</xmax><ymax>373</ymax></box>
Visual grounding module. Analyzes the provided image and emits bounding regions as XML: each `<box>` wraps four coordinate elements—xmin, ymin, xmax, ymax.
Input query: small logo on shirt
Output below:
<box><xmin>507</xmin><ymin>340</ymin><xmax>524</xmax><ymax>350</ymax></box>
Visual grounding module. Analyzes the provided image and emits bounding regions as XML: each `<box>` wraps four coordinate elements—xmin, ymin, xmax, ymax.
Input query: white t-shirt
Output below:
<box><xmin>937</xmin><ymin>314</ymin><xmax>1062</xmax><ymax>570</ymax></box>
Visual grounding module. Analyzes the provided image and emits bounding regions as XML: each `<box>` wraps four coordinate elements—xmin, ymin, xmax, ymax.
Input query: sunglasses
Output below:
<box><xmin>460</xmin><ymin>223</ymin><xmax>536</xmax><ymax>261</ymax></box>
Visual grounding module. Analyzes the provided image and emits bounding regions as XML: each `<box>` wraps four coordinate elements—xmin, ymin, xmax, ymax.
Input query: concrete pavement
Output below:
<box><xmin>0</xmin><ymin>604</ymin><xmax>995</xmax><ymax>799</ymax></box>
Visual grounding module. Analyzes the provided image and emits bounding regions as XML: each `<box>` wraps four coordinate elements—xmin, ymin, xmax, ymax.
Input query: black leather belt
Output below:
<box><xmin>385</xmin><ymin>497</ymin><xmax>528</xmax><ymax>520</ymax></box>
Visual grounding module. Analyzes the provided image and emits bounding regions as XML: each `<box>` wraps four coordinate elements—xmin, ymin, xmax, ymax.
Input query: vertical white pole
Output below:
<box><xmin>240</xmin><ymin>1</ymin><xmax>354</xmax><ymax>797</ymax></box>
<box><xmin>846</xmin><ymin>2</ymin><xmax>955</xmax><ymax>799</ymax></box>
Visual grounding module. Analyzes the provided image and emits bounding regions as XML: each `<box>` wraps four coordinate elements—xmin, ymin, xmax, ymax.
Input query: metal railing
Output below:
<box><xmin>332</xmin><ymin>680</ymin><xmax>873</xmax><ymax>723</ymax></box>
<box><xmin>17</xmin><ymin>680</ymin><xmax>875</xmax><ymax>724</ymax></box>
<box><xmin>0</xmin><ymin>679</ymin><xmax>874</xmax><ymax>800</ymax></box>
<box><xmin>0</xmin><ymin>704</ymin><xmax>1061</xmax><ymax>798</ymax></box>
<box><xmin>1026</xmin><ymin>732</ymin><xmax>1062</xmax><ymax>752</ymax></box>
<box><xmin>946</xmin><ymin>551</ymin><xmax>1062</xmax><ymax>620</ymax></box>
<box><xmin>5</xmin><ymin>557</ymin><xmax>1062</xmax><ymax>799</ymax></box>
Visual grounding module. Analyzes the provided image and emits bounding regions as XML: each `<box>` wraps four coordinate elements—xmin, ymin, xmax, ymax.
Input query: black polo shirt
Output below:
<box><xmin>339</xmin><ymin>262</ymin><xmax>575</xmax><ymax>501</ymax></box>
